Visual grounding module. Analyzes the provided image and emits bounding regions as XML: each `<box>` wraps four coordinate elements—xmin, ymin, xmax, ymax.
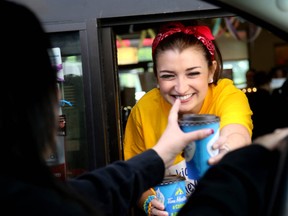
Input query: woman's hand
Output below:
<box><xmin>208</xmin><ymin>124</ymin><xmax>251</xmax><ymax>165</ymax></box>
<box><xmin>208</xmin><ymin>135</ymin><xmax>230</xmax><ymax>165</ymax></box>
<box><xmin>149</xmin><ymin>198</ymin><xmax>168</xmax><ymax>216</ymax></box>
<box><xmin>138</xmin><ymin>188</ymin><xmax>168</xmax><ymax>216</ymax></box>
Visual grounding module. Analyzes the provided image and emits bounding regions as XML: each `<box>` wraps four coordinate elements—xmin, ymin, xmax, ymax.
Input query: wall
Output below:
<box><xmin>250</xmin><ymin>29</ymin><xmax>286</xmax><ymax>72</ymax></box>
<box><xmin>215</xmin><ymin>26</ymin><xmax>287</xmax><ymax>73</ymax></box>
<box><xmin>216</xmin><ymin>34</ymin><xmax>248</xmax><ymax>60</ymax></box>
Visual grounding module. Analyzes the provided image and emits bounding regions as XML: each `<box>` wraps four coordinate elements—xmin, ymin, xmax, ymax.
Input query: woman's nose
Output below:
<box><xmin>175</xmin><ymin>77</ymin><xmax>189</xmax><ymax>94</ymax></box>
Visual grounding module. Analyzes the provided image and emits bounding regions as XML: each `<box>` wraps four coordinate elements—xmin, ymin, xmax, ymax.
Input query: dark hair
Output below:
<box><xmin>152</xmin><ymin>23</ymin><xmax>223</xmax><ymax>84</ymax></box>
<box><xmin>0</xmin><ymin>1</ymin><xmax>100</xmax><ymax>215</ymax></box>
<box><xmin>279</xmin><ymin>79</ymin><xmax>288</xmax><ymax>100</ymax></box>
<box><xmin>269</xmin><ymin>65</ymin><xmax>288</xmax><ymax>79</ymax></box>
<box><xmin>253</xmin><ymin>71</ymin><xmax>271</xmax><ymax>87</ymax></box>
<box><xmin>0</xmin><ymin>0</ymin><xmax>58</xmax><ymax>175</ymax></box>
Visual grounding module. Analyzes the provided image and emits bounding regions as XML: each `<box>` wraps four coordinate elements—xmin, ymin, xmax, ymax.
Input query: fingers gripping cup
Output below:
<box><xmin>154</xmin><ymin>175</ymin><xmax>187</xmax><ymax>215</ymax></box>
<box><xmin>178</xmin><ymin>114</ymin><xmax>220</xmax><ymax>180</ymax></box>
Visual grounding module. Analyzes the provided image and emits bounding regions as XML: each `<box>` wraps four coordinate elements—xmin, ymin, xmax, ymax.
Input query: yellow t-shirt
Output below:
<box><xmin>124</xmin><ymin>78</ymin><xmax>252</xmax><ymax>161</ymax></box>
<box><xmin>123</xmin><ymin>78</ymin><xmax>253</xmax><ymax>194</ymax></box>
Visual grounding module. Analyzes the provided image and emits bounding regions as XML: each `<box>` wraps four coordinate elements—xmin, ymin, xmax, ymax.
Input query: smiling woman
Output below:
<box><xmin>123</xmin><ymin>20</ymin><xmax>253</xmax><ymax>216</ymax></box>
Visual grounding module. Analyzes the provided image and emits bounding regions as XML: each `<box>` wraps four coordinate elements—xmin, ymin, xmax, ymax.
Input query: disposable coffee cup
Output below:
<box><xmin>154</xmin><ymin>175</ymin><xmax>186</xmax><ymax>215</ymax></box>
<box><xmin>178</xmin><ymin>114</ymin><xmax>220</xmax><ymax>180</ymax></box>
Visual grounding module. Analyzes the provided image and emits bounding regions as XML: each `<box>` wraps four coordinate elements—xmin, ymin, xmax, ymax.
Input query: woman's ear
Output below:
<box><xmin>209</xmin><ymin>60</ymin><xmax>217</xmax><ymax>83</ymax></box>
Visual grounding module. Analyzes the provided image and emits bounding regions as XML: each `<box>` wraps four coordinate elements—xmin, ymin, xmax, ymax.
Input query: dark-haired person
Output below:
<box><xmin>245</xmin><ymin>70</ymin><xmax>274</xmax><ymax>140</ymax></box>
<box><xmin>271</xmin><ymin>78</ymin><xmax>288</xmax><ymax>130</ymax></box>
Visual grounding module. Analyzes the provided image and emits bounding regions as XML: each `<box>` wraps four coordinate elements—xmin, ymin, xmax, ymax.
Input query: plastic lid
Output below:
<box><xmin>178</xmin><ymin>114</ymin><xmax>220</xmax><ymax>124</ymax></box>
<box><xmin>158</xmin><ymin>175</ymin><xmax>186</xmax><ymax>185</ymax></box>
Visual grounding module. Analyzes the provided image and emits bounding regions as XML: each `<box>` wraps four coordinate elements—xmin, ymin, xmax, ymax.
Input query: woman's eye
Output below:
<box><xmin>159</xmin><ymin>74</ymin><xmax>174</xmax><ymax>79</ymax></box>
<box><xmin>187</xmin><ymin>71</ymin><xmax>200</xmax><ymax>77</ymax></box>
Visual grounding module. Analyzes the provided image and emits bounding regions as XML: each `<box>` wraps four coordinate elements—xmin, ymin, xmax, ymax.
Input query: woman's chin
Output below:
<box><xmin>179</xmin><ymin>107</ymin><xmax>194</xmax><ymax>114</ymax></box>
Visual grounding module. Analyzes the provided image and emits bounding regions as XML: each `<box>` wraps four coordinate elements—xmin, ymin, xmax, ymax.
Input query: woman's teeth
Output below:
<box><xmin>175</xmin><ymin>94</ymin><xmax>193</xmax><ymax>100</ymax></box>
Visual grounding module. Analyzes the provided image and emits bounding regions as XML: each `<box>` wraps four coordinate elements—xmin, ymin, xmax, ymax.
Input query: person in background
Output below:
<box><xmin>245</xmin><ymin>68</ymin><xmax>257</xmax><ymax>88</ymax></box>
<box><xmin>269</xmin><ymin>65</ymin><xmax>288</xmax><ymax>79</ymax></box>
<box><xmin>245</xmin><ymin>70</ymin><xmax>275</xmax><ymax>140</ymax></box>
<box><xmin>269</xmin><ymin>65</ymin><xmax>288</xmax><ymax>90</ymax></box>
<box><xmin>271</xmin><ymin>78</ymin><xmax>288</xmax><ymax>129</ymax></box>
<box><xmin>269</xmin><ymin>65</ymin><xmax>288</xmax><ymax>133</ymax></box>
<box><xmin>123</xmin><ymin>21</ymin><xmax>253</xmax><ymax>215</ymax></box>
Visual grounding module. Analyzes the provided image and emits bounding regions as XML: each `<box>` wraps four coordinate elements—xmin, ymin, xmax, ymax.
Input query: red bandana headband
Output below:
<box><xmin>152</xmin><ymin>22</ymin><xmax>215</xmax><ymax>60</ymax></box>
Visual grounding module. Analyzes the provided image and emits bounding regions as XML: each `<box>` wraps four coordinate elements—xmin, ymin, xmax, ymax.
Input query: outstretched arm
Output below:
<box><xmin>209</xmin><ymin>123</ymin><xmax>251</xmax><ymax>165</ymax></box>
<box><xmin>69</xmin><ymin>99</ymin><xmax>213</xmax><ymax>216</ymax></box>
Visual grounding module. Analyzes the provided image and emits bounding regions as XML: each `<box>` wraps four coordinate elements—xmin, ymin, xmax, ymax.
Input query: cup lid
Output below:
<box><xmin>178</xmin><ymin>114</ymin><xmax>220</xmax><ymax>124</ymax></box>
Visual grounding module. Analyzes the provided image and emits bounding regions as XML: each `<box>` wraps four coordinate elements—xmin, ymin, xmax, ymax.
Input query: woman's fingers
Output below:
<box><xmin>150</xmin><ymin>199</ymin><xmax>168</xmax><ymax>216</ymax></box>
<box><xmin>208</xmin><ymin>147</ymin><xmax>229</xmax><ymax>165</ymax></box>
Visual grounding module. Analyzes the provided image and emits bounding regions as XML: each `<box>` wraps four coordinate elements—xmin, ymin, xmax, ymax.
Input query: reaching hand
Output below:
<box><xmin>208</xmin><ymin>135</ymin><xmax>230</xmax><ymax>165</ymax></box>
<box><xmin>253</xmin><ymin>128</ymin><xmax>288</xmax><ymax>151</ymax></box>
<box><xmin>153</xmin><ymin>99</ymin><xmax>214</xmax><ymax>169</ymax></box>
<box><xmin>148</xmin><ymin>99</ymin><xmax>213</xmax><ymax>216</ymax></box>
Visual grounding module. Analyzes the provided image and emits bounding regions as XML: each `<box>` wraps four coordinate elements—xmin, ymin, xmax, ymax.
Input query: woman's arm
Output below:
<box><xmin>209</xmin><ymin>123</ymin><xmax>251</xmax><ymax>165</ymax></box>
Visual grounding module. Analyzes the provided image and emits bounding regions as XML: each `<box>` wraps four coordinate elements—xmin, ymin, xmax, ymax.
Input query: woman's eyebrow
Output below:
<box><xmin>186</xmin><ymin>66</ymin><xmax>201</xmax><ymax>71</ymax></box>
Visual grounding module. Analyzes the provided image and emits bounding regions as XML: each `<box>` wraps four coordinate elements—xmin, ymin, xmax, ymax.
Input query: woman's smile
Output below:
<box><xmin>174</xmin><ymin>93</ymin><xmax>195</xmax><ymax>102</ymax></box>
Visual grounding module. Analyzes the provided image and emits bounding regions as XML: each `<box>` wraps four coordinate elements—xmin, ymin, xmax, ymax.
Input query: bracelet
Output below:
<box><xmin>150</xmin><ymin>188</ymin><xmax>156</xmax><ymax>195</ymax></box>
<box><xmin>143</xmin><ymin>195</ymin><xmax>156</xmax><ymax>215</ymax></box>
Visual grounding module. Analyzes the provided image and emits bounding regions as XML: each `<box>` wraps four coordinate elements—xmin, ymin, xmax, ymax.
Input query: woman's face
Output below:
<box><xmin>156</xmin><ymin>47</ymin><xmax>216</xmax><ymax>114</ymax></box>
